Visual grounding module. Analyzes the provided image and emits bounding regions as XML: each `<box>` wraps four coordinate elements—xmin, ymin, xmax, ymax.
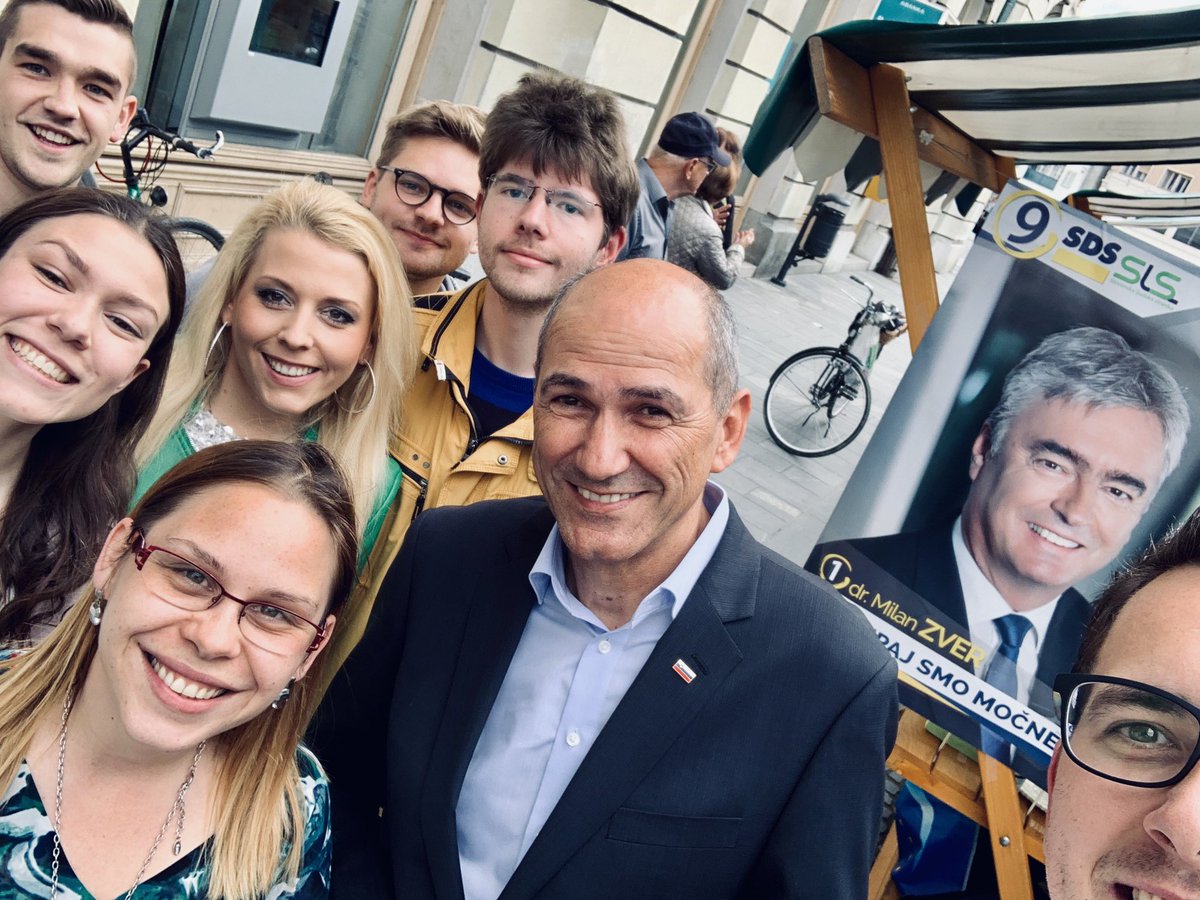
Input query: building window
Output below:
<box><xmin>1161</xmin><ymin>170</ymin><xmax>1193</xmax><ymax>193</ymax></box>
<box><xmin>1117</xmin><ymin>164</ymin><xmax>1148</xmax><ymax>182</ymax></box>
<box><xmin>1025</xmin><ymin>164</ymin><xmax>1065</xmax><ymax>190</ymax></box>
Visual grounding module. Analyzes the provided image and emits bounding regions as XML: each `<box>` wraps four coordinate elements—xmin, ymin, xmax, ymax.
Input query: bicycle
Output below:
<box><xmin>95</xmin><ymin>108</ymin><xmax>226</xmax><ymax>272</ymax></box>
<box><xmin>763</xmin><ymin>275</ymin><xmax>907</xmax><ymax>458</ymax></box>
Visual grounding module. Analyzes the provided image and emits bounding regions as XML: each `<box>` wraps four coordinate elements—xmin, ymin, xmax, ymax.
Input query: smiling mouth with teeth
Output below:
<box><xmin>578</xmin><ymin>487</ymin><xmax>637</xmax><ymax>504</ymax></box>
<box><xmin>1127</xmin><ymin>888</ymin><xmax>1186</xmax><ymax>900</ymax></box>
<box><xmin>1028</xmin><ymin>522</ymin><xmax>1081</xmax><ymax>549</ymax></box>
<box><xmin>264</xmin><ymin>354</ymin><xmax>319</xmax><ymax>378</ymax></box>
<box><xmin>29</xmin><ymin>125</ymin><xmax>78</xmax><ymax>147</ymax></box>
<box><xmin>149</xmin><ymin>654</ymin><xmax>227</xmax><ymax>701</ymax></box>
<box><xmin>10</xmin><ymin>336</ymin><xmax>73</xmax><ymax>383</ymax></box>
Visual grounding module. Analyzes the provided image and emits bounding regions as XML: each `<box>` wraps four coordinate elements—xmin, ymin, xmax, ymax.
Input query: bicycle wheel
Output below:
<box><xmin>164</xmin><ymin>217</ymin><xmax>225</xmax><ymax>274</ymax></box>
<box><xmin>763</xmin><ymin>347</ymin><xmax>871</xmax><ymax>457</ymax></box>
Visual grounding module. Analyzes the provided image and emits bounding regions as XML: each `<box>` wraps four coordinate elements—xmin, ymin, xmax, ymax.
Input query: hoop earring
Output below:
<box><xmin>204</xmin><ymin>322</ymin><xmax>229</xmax><ymax>372</ymax></box>
<box><xmin>88</xmin><ymin>589</ymin><xmax>105</xmax><ymax>626</ymax></box>
<box><xmin>335</xmin><ymin>361</ymin><xmax>376</xmax><ymax>415</ymax></box>
<box><xmin>271</xmin><ymin>679</ymin><xmax>295</xmax><ymax>710</ymax></box>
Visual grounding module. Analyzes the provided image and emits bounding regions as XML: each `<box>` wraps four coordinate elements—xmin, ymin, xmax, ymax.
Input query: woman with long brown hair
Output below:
<box><xmin>0</xmin><ymin>188</ymin><xmax>185</xmax><ymax>640</ymax></box>
<box><xmin>0</xmin><ymin>440</ymin><xmax>357</xmax><ymax>897</ymax></box>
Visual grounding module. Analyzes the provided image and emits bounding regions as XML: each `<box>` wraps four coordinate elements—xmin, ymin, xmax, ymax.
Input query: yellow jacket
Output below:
<box><xmin>320</xmin><ymin>279</ymin><xmax>540</xmax><ymax>682</ymax></box>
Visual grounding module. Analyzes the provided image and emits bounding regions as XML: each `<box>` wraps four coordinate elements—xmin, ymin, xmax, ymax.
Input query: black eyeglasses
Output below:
<box><xmin>1055</xmin><ymin>673</ymin><xmax>1200</xmax><ymax>788</ymax></box>
<box><xmin>381</xmin><ymin>167</ymin><xmax>478</xmax><ymax>225</ymax></box>
<box><xmin>698</xmin><ymin>157</ymin><xmax>718</xmax><ymax>175</ymax></box>
<box><xmin>131</xmin><ymin>530</ymin><xmax>327</xmax><ymax>655</ymax></box>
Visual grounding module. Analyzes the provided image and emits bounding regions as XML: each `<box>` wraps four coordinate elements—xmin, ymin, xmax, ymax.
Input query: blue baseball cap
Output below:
<box><xmin>657</xmin><ymin>112</ymin><xmax>731</xmax><ymax>166</ymax></box>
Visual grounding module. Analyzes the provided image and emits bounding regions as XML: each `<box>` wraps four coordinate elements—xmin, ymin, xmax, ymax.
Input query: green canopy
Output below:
<box><xmin>746</xmin><ymin>11</ymin><xmax>1200</xmax><ymax>179</ymax></box>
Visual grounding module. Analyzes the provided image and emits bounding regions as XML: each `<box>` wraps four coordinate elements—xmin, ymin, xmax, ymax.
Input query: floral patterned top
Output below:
<box><xmin>0</xmin><ymin>744</ymin><xmax>331</xmax><ymax>898</ymax></box>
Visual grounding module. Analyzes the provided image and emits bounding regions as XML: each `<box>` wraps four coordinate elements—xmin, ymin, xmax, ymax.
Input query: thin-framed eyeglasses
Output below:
<box><xmin>485</xmin><ymin>174</ymin><xmax>602</xmax><ymax>225</ymax></box>
<box><xmin>381</xmin><ymin>167</ymin><xmax>478</xmax><ymax>225</ymax></box>
<box><xmin>130</xmin><ymin>530</ymin><xmax>327</xmax><ymax>655</ymax></box>
<box><xmin>1055</xmin><ymin>673</ymin><xmax>1200</xmax><ymax>788</ymax></box>
<box><xmin>697</xmin><ymin>157</ymin><xmax>718</xmax><ymax>175</ymax></box>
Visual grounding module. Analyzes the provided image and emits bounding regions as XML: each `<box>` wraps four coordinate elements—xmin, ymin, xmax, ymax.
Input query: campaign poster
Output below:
<box><xmin>805</xmin><ymin>182</ymin><xmax>1200</xmax><ymax>785</ymax></box>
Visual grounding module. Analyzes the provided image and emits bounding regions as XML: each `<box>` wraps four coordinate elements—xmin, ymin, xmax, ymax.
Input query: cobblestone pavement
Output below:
<box><xmin>712</xmin><ymin>268</ymin><xmax>917</xmax><ymax>567</ymax></box>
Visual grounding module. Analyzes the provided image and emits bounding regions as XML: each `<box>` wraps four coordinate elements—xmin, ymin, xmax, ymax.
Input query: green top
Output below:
<box><xmin>133</xmin><ymin>425</ymin><xmax>401</xmax><ymax>570</ymax></box>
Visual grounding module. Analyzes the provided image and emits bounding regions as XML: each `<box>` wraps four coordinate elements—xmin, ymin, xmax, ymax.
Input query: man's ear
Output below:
<box><xmin>361</xmin><ymin>168</ymin><xmax>380</xmax><ymax>207</ymax></box>
<box><xmin>594</xmin><ymin>225</ymin><xmax>626</xmax><ymax>267</ymax></box>
<box><xmin>110</xmin><ymin>95</ymin><xmax>138</xmax><ymax>143</ymax></box>
<box><xmin>710</xmin><ymin>389</ymin><xmax>752</xmax><ymax>474</ymax></box>
<box><xmin>969</xmin><ymin>424</ymin><xmax>992</xmax><ymax>481</ymax></box>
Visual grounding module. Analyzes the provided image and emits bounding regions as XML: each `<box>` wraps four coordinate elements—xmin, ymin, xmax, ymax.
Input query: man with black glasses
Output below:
<box><xmin>342</xmin><ymin>71</ymin><xmax>638</xmax><ymax>641</ymax></box>
<box><xmin>361</xmin><ymin>100</ymin><xmax>486</xmax><ymax>298</ymax></box>
<box><xmin>1045</xmin><ymin>509</ymin><xmax>1200</xmax><ymax>900</ymax></box>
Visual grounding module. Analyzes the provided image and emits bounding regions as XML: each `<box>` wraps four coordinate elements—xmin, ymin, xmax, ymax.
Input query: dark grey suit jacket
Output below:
<box><xmin>808</xmin><ymin>523</ymin><xmax>1089</xmax><ymax>779</ymax></box>
<box><xmin>311</xmin><ymin>497</ymin><xmax>898</xmax><ymax>899</ymax></box>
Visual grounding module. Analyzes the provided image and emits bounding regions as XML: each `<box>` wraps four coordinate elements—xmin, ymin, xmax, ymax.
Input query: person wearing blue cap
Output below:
<box><xmin>619</xmin><ymin>111</ymin><xmax>731</xmax><ymax>261</ymax></box>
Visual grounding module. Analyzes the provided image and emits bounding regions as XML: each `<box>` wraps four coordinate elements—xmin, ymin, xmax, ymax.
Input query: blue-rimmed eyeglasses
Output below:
<box><xmin>485</xmin><ymin>174</ymin><xmax>602</xmax><ymax>225</ymax></box>
<box><xmin>130</xmin><ymin>530</ymin><xmax>327</xmax><ymax>655</ymax></box>
<box><xmin>1055</xmin><ymin>673</ymin><xmax>1200</xmax><ymax>788</ymax></box>
<box><xmin>381</xmin><ymin>167</ymin><xmax>478</xmax><ymax>225</ymax></box>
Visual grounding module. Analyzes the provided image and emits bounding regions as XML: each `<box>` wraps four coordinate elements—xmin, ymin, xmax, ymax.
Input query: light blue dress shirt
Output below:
<box><xmin>619</xmin><ymin>157</ymin><xmax>672</xmax><ymax>260</ymax></box>
<box><xmin>456</xmin><ymin>483</ymin><xmax>730</xmax><ymax>900</ymax></box>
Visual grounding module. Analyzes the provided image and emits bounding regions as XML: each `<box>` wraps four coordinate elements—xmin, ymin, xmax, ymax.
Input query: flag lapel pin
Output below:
<box><xmin>672</xmin><ymin>658</ymin><xmax>697</xmax><ymax>684</ymax></box>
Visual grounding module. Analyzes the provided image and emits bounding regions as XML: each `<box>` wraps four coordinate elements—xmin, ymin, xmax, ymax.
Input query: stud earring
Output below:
<box><xmin>271</xmin><ymin>678</ymin><xmax>295</xmax><ymax>710</ymax></box>
<box><xmin>88</xmin><ymin>589</ymin><xmax>105</xmax><ymax>626</ymax></box>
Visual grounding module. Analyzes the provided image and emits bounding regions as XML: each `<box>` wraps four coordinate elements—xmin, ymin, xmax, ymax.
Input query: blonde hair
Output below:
<box><xmin>136</xmin><ymin>179</ymin><xmax>416</xmax><ymax>536</ymax></box>
<box><xmin>0</xmin><ymin>440</ymin><xmax>359</xmax><ymax>897</ymax></box>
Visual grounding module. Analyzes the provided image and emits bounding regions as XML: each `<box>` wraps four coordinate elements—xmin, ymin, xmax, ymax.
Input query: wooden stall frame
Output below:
<box><xmin>806</xmin><ymin>33</ymin><xmax>1034</xmax><ymax>900</ymax></box>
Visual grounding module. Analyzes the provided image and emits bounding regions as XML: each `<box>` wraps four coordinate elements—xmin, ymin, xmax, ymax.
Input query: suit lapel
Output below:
<box><xmin>420</xmin><ymin>504</ymin><xmax>555</xmax><ymax>900</ymax></box>
<box><xmin>917</xmin><ymin>525</ymin><xmax>971</xmax><ymax>634</ymax></box>
<box><xmin>500</xmin><ymin>511</ymin><xmax>759</xmax><ymax>899</ymax></box>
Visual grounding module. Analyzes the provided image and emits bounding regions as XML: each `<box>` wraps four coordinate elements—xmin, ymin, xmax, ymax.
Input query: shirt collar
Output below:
<box><xmin>638</xmin><ymin>157</ymin><xmax>669</xmax><ymax>206</ymax></box>
<box><xmin>529</xmin><ymin>482</ymin><xmax>730</xmax><ymax>623</ymax></box>
<box><xmin>951</xmin><ymin>515</ymin><xmax>1058</xmax><ymax>651</ymax></box>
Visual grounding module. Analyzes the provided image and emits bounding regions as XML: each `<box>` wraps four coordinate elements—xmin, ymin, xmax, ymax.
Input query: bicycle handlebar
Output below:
<box><xmin>124</xmin><ymin>108</ymin><xmax>223</xmax><ymax>160</ymax></box>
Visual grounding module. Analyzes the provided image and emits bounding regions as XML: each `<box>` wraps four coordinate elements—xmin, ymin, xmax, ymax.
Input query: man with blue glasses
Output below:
<box><xmin>1045</xmin><ymin>509</ymin><xmax>1200</xmax><ymax>900</ymax></box>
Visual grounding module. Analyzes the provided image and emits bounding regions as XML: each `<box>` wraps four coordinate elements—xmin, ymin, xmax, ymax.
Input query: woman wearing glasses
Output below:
<box><xmin>0</xmin><ymin>190</ymin><xmax>185</xmax><ymax>641</ymax></box>
<box><xmin>135</xmin><ymin>180</ymin><xmax>416</xmax><ymax>669</ymax></box>
<box><xmin>0</xmin><ymin>440</ymin><xmax>354</xmax><ymax>898</ymax></box>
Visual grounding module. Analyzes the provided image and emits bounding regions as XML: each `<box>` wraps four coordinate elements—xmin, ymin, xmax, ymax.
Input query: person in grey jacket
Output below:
<box><xmin>667</xmin><ymin>128</ymin><xmax>754</xmax><ymax>290</ymax></box>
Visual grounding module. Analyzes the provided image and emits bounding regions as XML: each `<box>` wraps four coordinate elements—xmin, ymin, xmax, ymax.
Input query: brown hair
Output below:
<box><xmin>697</xmin><ymin>128</ymin><xmax>741</xmax><ymax>204</ymax></box>
<box><xmin>374</xmin><ymin>100</ymin><xmax>487</xmax><ymax>169</ymax></box>
<box><xmin>0</xmin><ymin>188</ymin><xmax>185</xmax><ymax>640</ymax></box>
<box><xmin>1075</xmin><ymin>507</ymin><xmax>1200</xmax><ymax>674</ymax></box>
<box><xmin>478</xmin><ymin>70</ymin><xmax>639</xmax><ymax>242</ymax></box>
<box><xmin>0</xmin><ymin>440</ymin><xmax>358</xmax><ymax>898</ymax></box>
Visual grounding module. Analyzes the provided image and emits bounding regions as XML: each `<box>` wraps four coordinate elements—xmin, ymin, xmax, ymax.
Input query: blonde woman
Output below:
<box><xmin>0</xmin><ymin>440</ymin><xmax>356</xmax><ymax>897</ymax></box>
<box><xmin>136</xmin><ymin>180</ymin><xmax>414</xmax><ymax>659</ymax></box>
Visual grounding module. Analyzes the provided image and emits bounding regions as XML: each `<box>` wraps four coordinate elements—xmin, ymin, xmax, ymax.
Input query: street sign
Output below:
<box><xmin>873</xmin><ymin>0</ymin><xmax>946</xmax><ymax>24</ymax></box>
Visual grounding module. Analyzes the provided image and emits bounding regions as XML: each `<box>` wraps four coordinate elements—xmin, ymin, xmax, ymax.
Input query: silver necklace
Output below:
<box><xmin>47</xmin><ymin>690</ymin><xmax>206</xmax><ymax>899</ymax></box>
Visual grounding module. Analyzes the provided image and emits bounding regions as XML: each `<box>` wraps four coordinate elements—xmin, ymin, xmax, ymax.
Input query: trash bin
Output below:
<box><xmin>801</xmin><ymin>193</ymin><xmax>851</xmax><ymax>259</ymax></box>
<box><xmin>771</xmin><ymin>193</ymin><xmax>852</xmax><ymax>286</ymax></box>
